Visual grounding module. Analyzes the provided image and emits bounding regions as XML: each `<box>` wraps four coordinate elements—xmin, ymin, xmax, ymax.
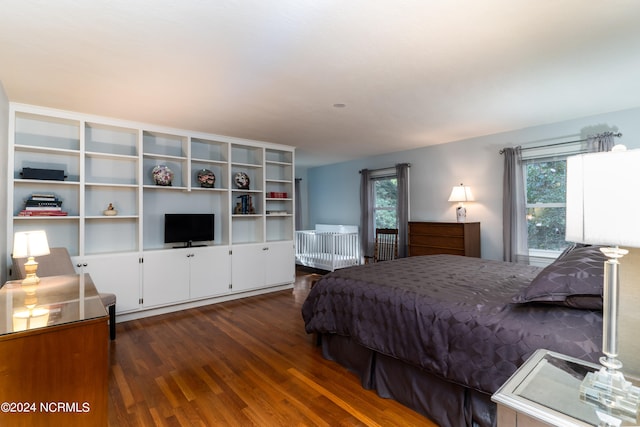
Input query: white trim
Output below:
<box><xmin>528</xmin><ymin>249</ymin><xmax>561</xmax><ymax>267</ymax></box>
<box><xmin>116</xmin><ymin>283</ymin><xmax>293</xmax><ymax>323</ymax></box>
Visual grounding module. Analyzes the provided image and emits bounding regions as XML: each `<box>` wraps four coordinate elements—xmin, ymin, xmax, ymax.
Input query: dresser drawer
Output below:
<box><xmin>409</xmin><ymin>222</ymin><xmax>465</xmax><ymax>236</ymax></box>
<box><xmin>409</xmin><ymin>245</ymin><xmax>465</xmax><ymax>256</ymax></box>
<box><xmin>408</xmin><ymin>221</ymin><xmax>480</xmax><ymax>257</ymax></box>
<box><xmin>409</xmin><ymin>234</ymin><xmax>465</xmax><ymax>250</ymax></box>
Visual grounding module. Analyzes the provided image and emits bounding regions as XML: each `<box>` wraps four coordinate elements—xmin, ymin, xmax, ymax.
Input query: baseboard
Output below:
<box><xmin>114</xmin><ymin>283</ymin><xmax>294</xmax><ymax>323</ymax></box>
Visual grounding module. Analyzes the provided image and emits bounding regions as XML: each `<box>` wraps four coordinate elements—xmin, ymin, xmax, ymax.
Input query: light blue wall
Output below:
<box><xmin>298</xmin><ymin>106</ymin><xmax>640</xmax><ymax>261</ymax></box>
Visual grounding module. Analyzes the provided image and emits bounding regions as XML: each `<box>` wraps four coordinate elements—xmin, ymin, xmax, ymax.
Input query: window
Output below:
<box><xmin>361</xmin><ymin>164</ymin><xmax>409</xmax><ymax>259</ymax></box>
<box><xmin>524</xmin><ymin>158</ymin><xmax>567</xmax><ymax>253</ymax></box>
<box><xmin>373</xmin><ymin>176</ymin><xmax>397</xmax><ymax>229</ymax></box>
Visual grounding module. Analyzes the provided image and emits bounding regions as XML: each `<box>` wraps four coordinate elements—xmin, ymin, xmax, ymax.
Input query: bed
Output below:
<box><xmin>295</xmin><ymin>224</ymin><xmax>360</xmax><ymax>271</ymax></box>
<box><xmin>302</xmin><ymin>246</ymin><xmax>606</xmax><ymax>427</ymax></box>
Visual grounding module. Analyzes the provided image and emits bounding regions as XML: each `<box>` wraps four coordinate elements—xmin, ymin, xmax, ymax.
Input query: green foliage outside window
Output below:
<box><xmin>527</xmin><ymin>207</ymin><xmax>567</xmax><ymax>250</ymax></box>
<box><xmin>374</xmin><ymin>177</ymin><xmax>397</xmax><ymax>229</ymax></box>
<box><xmin>525</xmin><ymin>160</ymin><xmax>567</xmax><ymax>251</ymax></box>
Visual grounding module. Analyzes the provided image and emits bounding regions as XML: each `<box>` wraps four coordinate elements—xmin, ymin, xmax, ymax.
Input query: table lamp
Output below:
<box><xmin>448</xmin><ymin>183</ymin><xmax>474</xmax><ymax>222</ymax></box>
<box><xmin>12</xmin><ymin>230</ymin><xmax>50</xmax><ymax>286</ymax></box>
<box><xmin>566</xmin><ymin>145</ymin><xmax>640</xmax><ymax>420</ymax></box>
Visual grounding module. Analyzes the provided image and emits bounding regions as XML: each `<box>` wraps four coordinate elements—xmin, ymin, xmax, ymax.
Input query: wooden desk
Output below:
<box><xmin>0</xmin><ymin>274</ymin><xmax>108</xmax><ymax>427</ymax></box>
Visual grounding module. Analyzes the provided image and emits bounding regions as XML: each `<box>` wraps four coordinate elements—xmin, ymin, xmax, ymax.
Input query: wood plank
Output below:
<box><xmin>107</xmin><ymin>269</ymin><xmax>437</xmax><ymax>426</ymax></box>
<box><xmin>0</xmin><ymin>319</ymin><xmax>108</xmax><ymax>427</ymax></box>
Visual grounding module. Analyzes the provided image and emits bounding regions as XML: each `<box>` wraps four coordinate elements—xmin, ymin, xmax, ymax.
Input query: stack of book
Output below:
<box><xmin>267</xmin><ymin>192</ymin><xmax>288</xmax><ymax>198</ymax></box>
<box><xmin>18</xmin><ymin>193</ymin><xmax>68</xmax><ymax>216</ymax></box>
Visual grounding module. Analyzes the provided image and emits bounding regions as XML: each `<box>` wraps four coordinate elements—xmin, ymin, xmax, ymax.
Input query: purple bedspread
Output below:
<box><xmin>302</xmin><ymin>255</ymin><xmax>603</xmax><ymax>394</ymax></box>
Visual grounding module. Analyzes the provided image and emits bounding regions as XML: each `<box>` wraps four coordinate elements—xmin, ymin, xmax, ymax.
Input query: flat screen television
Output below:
<box><xmin>164</xmin><ymin>213</ymin><xmax>215</xmax><ymax>247</ymax></box>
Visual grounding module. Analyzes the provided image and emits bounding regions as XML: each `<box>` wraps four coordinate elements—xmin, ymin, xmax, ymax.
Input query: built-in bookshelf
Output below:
<box><xmin>7</xmin><ymin>103</ymin><xmax>295</xmax><ymax>318</ymax></box>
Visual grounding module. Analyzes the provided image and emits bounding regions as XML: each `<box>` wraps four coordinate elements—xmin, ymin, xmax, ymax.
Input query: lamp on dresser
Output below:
<box><xmin>12</xmin><ymin>230</ymin><xmax>50</xmax><ymax>286</ymax></box>
<box><xmin>12</xmin><ymin>298</ymin><xmax>50</xmax><ymax>332</ymax></box>
<box><xmin>11</xmin><ymin>230</ymin><xmax>51</xmax><ymax>331</ymax></box>
<box><xmin>565</xmin><ymin>145</ymin><xmax>640</xmax><ymax>420</ymax></box>
<box><xmin>448</xmin><ymin>183</ymin><xmax>474</xmax><ymax>222</ymax></box>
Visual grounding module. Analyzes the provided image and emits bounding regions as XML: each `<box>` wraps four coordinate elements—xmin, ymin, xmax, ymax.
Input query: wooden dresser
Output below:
<box><xmin>408</xmin><ymin>221</ymin><xmax>480</xmax><ymax>257</ymax></box>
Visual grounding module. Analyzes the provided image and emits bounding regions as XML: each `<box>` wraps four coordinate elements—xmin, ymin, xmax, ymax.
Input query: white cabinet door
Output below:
<box><xmin>265</xmin><ymin>241</ymin><xmax>295</xmax><ymax>286</ymax></box>
<box><xmin>142</xmin><ymin>249</ymin><xmax>190</xmax><ymax>307</ymax></box>
<box><xmin>231</xmin><ymin>241</ymin><xmax>295</xmax><ymax>291</ymax></box>
<box><xmin>190</xmin><ymin>246</ymin><xmax>230</xmax><ymax>299</ymax></box>
<box><xmin>230</xmin><ymin>244</ymin><xmax>266</xmax><ymax>292</ymax></box>
<box><xmin>72</xmin><ymin>253</ymin><xmax>141</xmax><ymax>313</ymax></box>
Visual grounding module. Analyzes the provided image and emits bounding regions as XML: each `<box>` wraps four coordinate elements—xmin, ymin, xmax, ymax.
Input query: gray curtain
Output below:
<box><xmin>360</xmin><ymin>169</ymin><xmax>374</xmax><ymax>260</ymax></box>
<box><xmin>588</xmin><ymin>132</ymin><xmax>616</xmax><ymax>152</ymax></box>
<box><xmin>396</xmin><ymin>163</ymin><xmax>410</xmax><ymax>258</ymax></box>
<box><xmin>502</xmin><ymin>147</ymin><xmax>528</xmax><ymax>263</ymax></box>
<box><xmin>295</xmin><ymin>178</ymin><xmax>302</xmax><ymax>230</ymax></box>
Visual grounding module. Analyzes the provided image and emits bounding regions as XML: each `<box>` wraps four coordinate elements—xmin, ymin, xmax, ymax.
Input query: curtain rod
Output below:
<box><xmin>359</xmin><ymin>163</ymin><xmax>411</xmax><ymax>174</ymax></box>
<box><xmin>499</xmin><ymin>132</ymin><xmax>622</xmax><ymax>154</ymax></box>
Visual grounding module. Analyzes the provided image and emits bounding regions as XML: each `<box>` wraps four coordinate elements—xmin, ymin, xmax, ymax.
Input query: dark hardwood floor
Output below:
<box><xmin>107</xmin><ymin>268</ymin><xmax>436</xmax><ymax>426</ymax></box>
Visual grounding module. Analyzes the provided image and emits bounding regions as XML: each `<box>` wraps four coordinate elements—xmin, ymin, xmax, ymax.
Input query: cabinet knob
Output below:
<box><xmin>263</xmin><ymin>247</ymin><xmax>269</xmax><ymax>251</ymax></box>
<box><xmin>76</xmin><ymin>263</ymin><xmax>82</xmax><ymax>268</ymax></box>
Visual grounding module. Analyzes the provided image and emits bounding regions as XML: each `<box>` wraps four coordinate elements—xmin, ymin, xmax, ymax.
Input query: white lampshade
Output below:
<box><xmin>12</xmin><ymin>230</ymin><xmax>50</xmax><ymax>258</ymax></box>
<box><xmin>566</xmin><ymin>145</ymin><xmax>640</xmax><ymax>247</ymax></box>
<box><xmin>13</xmin><ymin>307</ymin><xmax>50</xmax><ymax>331</ymax></box>
<box><xmin>448</xmin><ymin>184</ymin><xmax>474</xmax><ymax>203</ymax></box>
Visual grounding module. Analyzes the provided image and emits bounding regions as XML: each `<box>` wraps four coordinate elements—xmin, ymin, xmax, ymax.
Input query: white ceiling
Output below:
<box><xmin>1</xmin><ymin>1</ymin><xmax>640</xmax><ymax>167</ymax></box>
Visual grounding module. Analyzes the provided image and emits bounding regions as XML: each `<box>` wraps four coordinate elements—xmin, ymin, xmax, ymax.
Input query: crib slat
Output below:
<box><xmin>295</xmin><ymin>229</ymin><xmax>360</xmax><ymax>271</ymax></box>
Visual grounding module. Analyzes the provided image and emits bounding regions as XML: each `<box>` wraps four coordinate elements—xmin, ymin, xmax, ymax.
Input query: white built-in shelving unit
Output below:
<box><xmin>7</xmin><ymin>103</ymin><xmax>295</xmax><ymax>318</ymax></box>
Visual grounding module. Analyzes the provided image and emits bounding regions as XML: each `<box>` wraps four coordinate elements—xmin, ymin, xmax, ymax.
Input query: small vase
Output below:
<box><xmin>152</xmin><ymin>165</ymin><xmax>174</xmax><ymax>186</ymax></box>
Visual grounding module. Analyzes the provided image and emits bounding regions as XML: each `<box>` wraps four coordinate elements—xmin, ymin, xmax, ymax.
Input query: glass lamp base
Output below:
<box><xmin>580</xmin><ymin>367</ymin><xmax>640</xmax><ymax>422</ymax></box>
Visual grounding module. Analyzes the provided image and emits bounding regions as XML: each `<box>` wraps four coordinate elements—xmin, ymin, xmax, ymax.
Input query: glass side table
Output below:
<box><xmin>492</xmin><ymin>349</ymin><xmax>640</xmax><ymax>427</ymax></box>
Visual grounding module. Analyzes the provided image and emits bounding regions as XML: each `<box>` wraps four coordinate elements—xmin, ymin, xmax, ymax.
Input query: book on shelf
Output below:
<box><xmin>23</xmin><ymin>193</ymin><xmax>63</xmax><ymax>211</ymax></box>
<box><xmin>25</xmin><ymin>200</ymin><xmax>63</xmax><ymax>208</ymax></box>
<box><xmin>235</xmin><ymin>194</ymin><xmax>255</xmax><ymax>214</ymax></box>
<box><xmin>29</xmin><ymin>193</ymin><xmax>58</xmax><ymax>201</ymax></box>
<box><xmin>267</xmin><ymin>192</ymin><xmax>288</xmax><ymax>199</ymax></box>
<box><xmin>18</xmin><ymin>210</ymin><xmax>68</xmax><ymax>216</ymax></box>
<box><xmin>24</xmin><ymin>206</ymin><xmax>63</xmax><ymax>211</ymax></box>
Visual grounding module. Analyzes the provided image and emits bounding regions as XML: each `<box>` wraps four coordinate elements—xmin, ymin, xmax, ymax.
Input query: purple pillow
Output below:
<box><xmin>512</xmin><ymin>245</ymin><xmax>606</xmax><ymax>310</ymax></box>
